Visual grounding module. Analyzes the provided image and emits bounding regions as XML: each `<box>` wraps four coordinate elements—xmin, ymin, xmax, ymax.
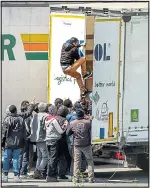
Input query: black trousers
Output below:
<box><xmin>47</xmin><ymin>140</ymin><xmax>59</xmax><ymax>178</ymax></box>
<box><xmin>57</xmin><ymin>135</ymin><xmax>71</xmax><ymax>176</ymax></box>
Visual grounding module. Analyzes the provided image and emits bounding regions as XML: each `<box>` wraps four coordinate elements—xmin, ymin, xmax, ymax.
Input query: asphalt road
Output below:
<box><xmin>2</xmin><ymin>164</ymin><xmax>148</xmax><ymax>187</ymax></box>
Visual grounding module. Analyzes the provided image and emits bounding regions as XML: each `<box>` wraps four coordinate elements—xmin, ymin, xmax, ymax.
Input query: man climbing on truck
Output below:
<box><xmin>60</xmin><ymin>37</ymin><xmax>92</xmax><ymax>98</ymax></box>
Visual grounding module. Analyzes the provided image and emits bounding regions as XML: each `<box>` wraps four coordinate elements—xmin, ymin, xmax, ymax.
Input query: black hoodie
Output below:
<box><xmin>2</xmin><ymin>113</ymin><xmax>26</xmax><ymax>149</ymax></box>
<box><xmin>60</xmin><ymin>42</ymin><xmax>81</xmax><ymax>67</ymax></box>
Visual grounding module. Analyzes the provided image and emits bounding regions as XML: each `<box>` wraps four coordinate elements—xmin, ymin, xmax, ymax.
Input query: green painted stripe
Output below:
<box><xmin>25</xmin><ymin>52</ymin><xmax>48</xmax><ymax>60</ymax></box>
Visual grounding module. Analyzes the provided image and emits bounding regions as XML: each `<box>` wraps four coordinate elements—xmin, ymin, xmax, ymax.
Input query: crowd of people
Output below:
<box><xmin>2</xmin><ymin>95</ymin><xmax>95</xmax><ymax>183</ymax></box>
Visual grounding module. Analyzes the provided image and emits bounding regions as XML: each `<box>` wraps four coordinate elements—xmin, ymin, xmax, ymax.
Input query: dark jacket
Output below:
<box><xmin>60</xmin><ymin>42</ymin><xmax>81</xmax><ymax>67</ymax></box>
<box><xmin>66</xmin><ymin>112</ymin><xmax>77</xmax><ymax>146</ymax></box>
<box><xmin>2</xmin><ymin>113</ymin><xmax>26</xmax><ymax>149</ymax></box>
<box><xmin>24</xmin><ymin>116</ymin><xmax>32</xmax><ymax>140</ymax></box>
<box><xmin>18</xmin><ymin>104</ymin><xmax>34</xmax><ymax>120</ymax></box>
<box><xmin>66</xmin><ymin>118</ymin><xmax>91</xmax><ymax>147</ymax></box>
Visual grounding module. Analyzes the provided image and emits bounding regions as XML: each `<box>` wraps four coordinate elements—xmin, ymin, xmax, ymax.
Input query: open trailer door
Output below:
<box><xmin>48</xmin><ymin>12</ymin><xmax>85</xmax><ymax>104</ymax></box>
<box><xmin>92</xmin><ymin>17</ymin><xmax>122</xmax><ymax>144</ymax></box>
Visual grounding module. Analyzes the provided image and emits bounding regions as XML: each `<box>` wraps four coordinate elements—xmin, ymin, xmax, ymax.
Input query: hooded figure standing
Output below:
<box><xmin>45</xmin><ymin>105</ymin><xmax>67</xmax><ymax>182</ymax></box>
<box><xmin>66</xmin><ymin>109</ymin><xmax>95</xmax><ymax>183</ymax></box>
<box><xmin>66</xmin><ymin>101</ymin><xmax>87</xmax><ymax>180</ymax></box>
<box><xmin>30</xmin><ymin>102</ymin><xmax>48</xmax><ymax>179</ymax></box>
<box><xmin>55</xmin><ymin>105</ymin><xmax>71</xmax><ymax>180</ymax></box>
<box><xmin>2</xmin><ymin>105</ymin><xmax>26</xmax><ymax>183</ymax></box>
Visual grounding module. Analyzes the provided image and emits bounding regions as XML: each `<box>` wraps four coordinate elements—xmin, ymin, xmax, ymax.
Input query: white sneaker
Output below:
<box><xmin>14</xmin><ymin>175</ymin><xmax>22</xmax><ymax>183</ymax></box>
<box><xmin>20</xmin><ymin>175</ymin><xmax>27</xmax><ymax>179</ymax></box>
<box><xmin>2</xmin><ymin>175</ymin><xmax>8</xmax><ymax>183</ymax></box>
<box><xmin>67</xmin><ymin>175</ymin><xmax>72</xmax><ymax>182</ymax></box>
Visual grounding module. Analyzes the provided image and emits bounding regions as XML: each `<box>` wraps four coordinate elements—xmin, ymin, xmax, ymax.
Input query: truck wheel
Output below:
<box><xmin>136</xmin><ymin>153</ymin><xmax>149</xmax><ymax>172</ymax></box>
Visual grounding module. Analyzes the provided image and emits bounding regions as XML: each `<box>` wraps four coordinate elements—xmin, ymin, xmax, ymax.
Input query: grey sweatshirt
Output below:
<box><xmin>30</xmin><ymin>112</ymin><xmax>48</xmax><ymax>143</ymax></box>
<box><xmin>44</xmin><ymin>115</ymin><xmax>66</xmax><ymax>145</ymax></box>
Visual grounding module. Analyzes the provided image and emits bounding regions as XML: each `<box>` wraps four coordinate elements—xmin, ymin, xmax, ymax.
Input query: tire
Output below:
<box><xmin>136</xmin><ymin>153</ymin><xmax>149</xmax><ymax>172</ymax></box>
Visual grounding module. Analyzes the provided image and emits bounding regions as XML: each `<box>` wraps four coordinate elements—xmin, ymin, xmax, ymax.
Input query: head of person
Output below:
<box><xmin>70</xmin><ymin>37</ymin><xmax>79</xmax><ymax>47</ymax></box>
<box><xmin>7</xmin><ymin>105</ymin><xmax>17</xmax><ymax>114</ymax></box>
<box><xmin>48</xmin><ymin>105</ymin><xmax>57</xmax><ymax>116</ymax></box>
<box><xmin>20</xmin><ymin>100</ymin><xmax>29</xmax><ymax>112</ymax></box>
<box><xmin>63</xmin><ymin>98</ymin><xmax>73</xmax><ymax>109</ymax></box>
<box><xmin>73</xmin><ymin>101</ymin><xmax>82</xmax><ymax>112</ymax></box>
<box><xmin>76</xmin><ymin>108</ymin><xmax>85</xmax><ymax>119</ymax></box>
<box><xmin>45</xmin><ymin>104</ymin><xmax>52</xmax><ymax>113</ymax></box>
<box><xmin>34</xmin><ymin>103</ymin><xmax>39</xmax><ymax>113</ymax></box>
<box><xmin>54</xmin><ymin>98</ymin><xmax>63</xmax><ymax>109</ymax></box>
<box><xmin>80</xmin><ymin>98</ymin><xmax>88</xmax><ymax>114</ymax></box>
<box><xmin>38</xmin><ymin>102</ymin><xmax>47</xmax><ymax>113</ymax></box>
<box><xmin>57</xmin><ymin>105</ymin><xmax>69</xmax><ymax>118</ymax></box>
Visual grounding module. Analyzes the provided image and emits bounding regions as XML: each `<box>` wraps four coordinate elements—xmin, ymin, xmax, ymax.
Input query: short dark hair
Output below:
<box><xmin>63</xmin><ymin>99</ymin><xmax>73</xmax><ymax>108</ymax></box>
<box><xmin>76</xmin><ymin>108</ymin><xmax>85</xmax><ymax>118</ymax></box>
<box><xmin>9</xmin><ymin>105</ymin><xmax>17</xmax><ymax>114</ymax></box>
<box><xmin>70</xmin><ymin>37</ymin><xmax>78</xmax><ymax>44</ymax></box>
<box><xmin>54</xmin><ymin>98</ymin><xmax>63</xmax><ymax>109</ymax></box>
<box><xmin>21</xmin><ymin>100</ymin><xmax>29</xmax><ymax>112</ymax></box>
<box><xmin>73</xmin><ymin>101</ymin><xmax>82</xmax><ymax>111</ymax></box>
<box><xmin>57</xmin><ymin>105</ymin><xmax>69</xmax><ymax>118</ymax></box>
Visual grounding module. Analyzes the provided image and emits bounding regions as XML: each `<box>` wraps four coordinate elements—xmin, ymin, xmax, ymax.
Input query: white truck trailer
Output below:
<box><xmin>2</xmin><ymin>2</ymin><xmax>148</xmax><ymax>170</ymax></box>
<box><xmin>91</xmin><ymin>11</ymin><xmax>148</xmax><ymax>171</ymax></box>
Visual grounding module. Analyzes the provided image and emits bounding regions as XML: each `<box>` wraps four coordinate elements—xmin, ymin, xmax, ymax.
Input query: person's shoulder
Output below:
<box><xmin>83</xmin><ymin>118</ymin><xmax>91</xmax><ymax>123</ymax></box>
<box><xmin>3</xmin><ymin>115</ymin><xmax>10</xmax><ymax>123</ymax></box>
<box><xmin>46</xmin><ymin>115</ymin><xmax>54</xmax><ymax>120</ymax></box>
<box><xmin>70</xmin><ymin>118</ymin><xmax>78</xmax><ymax>125</ymax></box>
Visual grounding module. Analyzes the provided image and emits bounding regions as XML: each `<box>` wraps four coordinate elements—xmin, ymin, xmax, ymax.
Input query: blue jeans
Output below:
<box><xmin>3</xmin><ymin>148</ymin><xmax>21</xmax><ymax>174</ymax></box>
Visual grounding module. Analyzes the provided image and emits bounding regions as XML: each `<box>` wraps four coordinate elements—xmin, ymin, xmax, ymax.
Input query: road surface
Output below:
<box><xmin>2</xmin><ymin>164</ymin><xmax>148</xmax><ymax>187</ymax></box>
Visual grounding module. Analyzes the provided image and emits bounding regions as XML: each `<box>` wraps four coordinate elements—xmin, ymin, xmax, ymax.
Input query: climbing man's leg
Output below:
<box><xmin>71</xmin><ymin>57</ymin><xmax>92</xmax><ymax>79</ymax></box>
<box><xmin>63</xmin><ymin>69</ymin><xmax>84</xmax><ymax>92</ymax></box>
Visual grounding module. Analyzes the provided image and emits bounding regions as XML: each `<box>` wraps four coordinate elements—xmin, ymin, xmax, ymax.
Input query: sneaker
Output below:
<box><xmin>33</xmin><ymin>170</ymin><xmax>42</xmax><ymax>179</ymax></box>
<box><xmin>14</xmin><ymin>175</ymin><xmax>22</xmax><ymax>183</ymax></box>
<box><xmin>40</xmin><ymin>174</ymin><xmax>46</xmax><ymax>180</ymax></box>
<box><xmin>46</xmin><ymin>176</ymin><xmax>58</xmax><ymax>182</ymax></box>
<box><xmin>57</xmin><ymin>175</ymin><xmax>68</xmax><ymax>180</ymax></box>
<box><xmin>81</xmin><ymin>89</ymin><xmax>89</xmax><ymax>98</ymax></box>
<box><xmin>20</xmin><ymin>174</ymin><xmax>28</xmax><ymax>179</ymax></box>
<box><xmin>83</xmin><ymin>72</ymin><xmax>92</xmax><ymax>79</ymax></box>
<box><xmin>67</xmin><ymin>175</ymin><xmax>73</xmax><ymax>182</ymax></box>
<box><xmin>89</xmin><ymin>179</ymin><xmax>95</xmax><ymax>183</ymax></box>
<box><xmin>2</xmin><ymin>175</ymin><xmax>8</xmax><ymax>183</ymax></box>
<box><xmin>27</xmin><ymin>173</ymin><xmax>34</xmax><ymax>178</ymax></box>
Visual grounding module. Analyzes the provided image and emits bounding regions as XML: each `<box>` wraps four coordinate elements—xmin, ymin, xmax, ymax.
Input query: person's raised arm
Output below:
<box><xmin>18</xmin><ymin>100</ymin><xmax>35</xmax><ymax>120</ymax></box>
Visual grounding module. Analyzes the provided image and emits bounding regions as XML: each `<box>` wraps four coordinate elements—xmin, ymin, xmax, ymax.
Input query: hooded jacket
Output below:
<box><xmin>2</xmin><ymin>109</ymin><xmax>26</xmax><ymax>149</ymax></box>
<box><xmin>45</xmin><ymin>115</ymin><xmax>66</xmax><ymax>145</ymax></box>
<box><xmin>60</xmin><ymin>42</ymin><xmax>81</xmax><ymax>67</ymax></box>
